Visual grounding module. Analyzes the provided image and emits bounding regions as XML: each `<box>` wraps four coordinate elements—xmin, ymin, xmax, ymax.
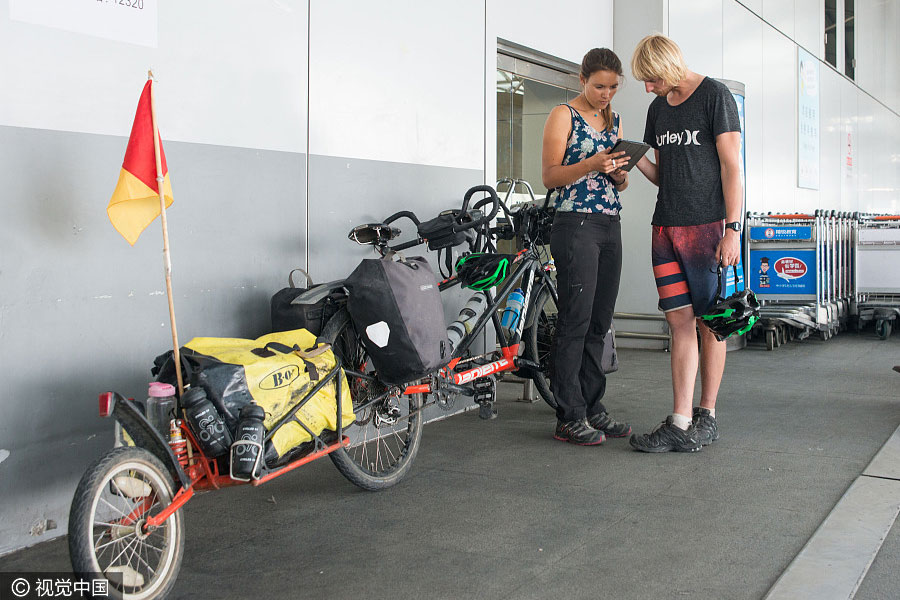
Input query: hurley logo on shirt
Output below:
<box><xmin>656</xmin><ymin>129</ymin><xmax>701</xmax><ymax>147</ymax></box>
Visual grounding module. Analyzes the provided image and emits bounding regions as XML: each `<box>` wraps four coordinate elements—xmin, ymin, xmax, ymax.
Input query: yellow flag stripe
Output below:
<box><xmin>107</xmin><ymin>169</ymin><xmax>173</xmax><ymax>246</ymax></box>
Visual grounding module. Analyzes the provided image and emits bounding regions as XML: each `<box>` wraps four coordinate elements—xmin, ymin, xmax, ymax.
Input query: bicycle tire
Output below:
<box><xmin>523</xmin><ymin>284</ymin><xmax>558</xmax><ymax>410</ymax></box>
<box><xmin>321</xmin><ymin>309</ymin><xmax>424</xmax><ymax>491</ymax></box>
<box><xmin>69</xmin><ymin>446</ymin><xmax>184</xmax><ymax>600</ymax></box>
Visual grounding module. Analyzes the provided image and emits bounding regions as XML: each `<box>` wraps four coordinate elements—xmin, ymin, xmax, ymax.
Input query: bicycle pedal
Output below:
<box><xmin>474</xmin><ymin>375</ymin><xmax>497</xmax><ymax>420</ymax></box>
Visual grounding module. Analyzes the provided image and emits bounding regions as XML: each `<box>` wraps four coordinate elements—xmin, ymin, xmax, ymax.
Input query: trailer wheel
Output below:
<box><xmin>765</xmin><ymin>330</ymin><xmax>775</xmax><ymax>351</ymax></box>
<box><xmin>876</xmin><ymin>319</ymin><xmax>892</xmax><ymax>340</ymax></box>
<box><xmin>69</xmin><ymin>447</ymin><xmax>184</xmax><ymax>600</ymax></box>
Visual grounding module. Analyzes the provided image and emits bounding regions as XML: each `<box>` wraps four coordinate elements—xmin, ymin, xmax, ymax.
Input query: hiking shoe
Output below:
<box><xmin>554</xmin><ymin>418</ymin><xmax>605</xmax><ymax>446</ymax></box>
<box><xmin>692</xmin><ymin>407</ymin><xmax>719</xmax><ymax>446</ymax></box>
<box><xmin>587</xmin><ymin>411</ymin><xmax>632</xmax><ymax>438</ymax></box>
<box><xmin>629</xmin><ymin>416</ymin><xmax>701</xmax><ymax>453</ymax></box>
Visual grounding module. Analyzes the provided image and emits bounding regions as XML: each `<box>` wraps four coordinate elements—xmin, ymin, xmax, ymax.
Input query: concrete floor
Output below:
<box><xmin>2</xmin><ymin>332</ymin><xmax>899</xmax><ymax>599</ymax></box>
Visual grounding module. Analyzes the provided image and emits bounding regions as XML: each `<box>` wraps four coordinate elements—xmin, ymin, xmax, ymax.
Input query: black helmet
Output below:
<box><xmin>455</xmin><ymin>253</ymin><xmax>513</xmax><ymax>291</ymax></box>
<box><xmin>700</xmin><ymin>266</ymin><xmax>760</xmax><ymax>341</ymax></box>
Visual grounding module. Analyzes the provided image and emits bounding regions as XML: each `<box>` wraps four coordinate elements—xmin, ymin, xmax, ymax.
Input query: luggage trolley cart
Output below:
<box><xmin>745</xmin><ymin>212</ymin><xmax>838</xmax><ymax>350</ymax></box>
<box><xmin>853</xmin><ymin>214</ymin><xmax>900</xmax><ymax>339</ymax></box>
<box><xmin>817</xmin><ymin>209</ymin><xmax>855</xmax><ymax>334</ymax></box>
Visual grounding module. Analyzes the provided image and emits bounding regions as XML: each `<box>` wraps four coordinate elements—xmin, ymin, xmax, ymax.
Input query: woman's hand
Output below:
<box><xmin>590</xmin><ymin>148</ymin><xmax>629</xmax><ymax>175</ymax></box>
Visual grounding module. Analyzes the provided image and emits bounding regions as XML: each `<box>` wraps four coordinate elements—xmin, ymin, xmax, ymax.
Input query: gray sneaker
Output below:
<box><xmin>629</xmin><ymin>416</ymin><xmax>702</xmax><ymax>453</ymax></box>
<box><xmin>692</xmin><ymin>407</ymin><xmax>719</xmax><ymax>446</ymax></box>
<box><xmin>587</xmin><ymin>411</ymin><xmax>632</xmax><ymax>438</ymax></box>
<box><xmin>554</xmin><ymin>418</ymin><xmax>606</xmax><ymax>446</ymax></box>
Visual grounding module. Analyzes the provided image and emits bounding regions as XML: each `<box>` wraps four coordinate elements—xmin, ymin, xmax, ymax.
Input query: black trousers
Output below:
<box><xmin>549</xmin><ymin>212</ymin><xmax>622</xmax><ymax>422</ymax></box>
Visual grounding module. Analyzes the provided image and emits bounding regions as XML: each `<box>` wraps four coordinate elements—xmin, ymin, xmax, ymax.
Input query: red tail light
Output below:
<box><xmin>99</xmin><ymin>392</ymin><xmax>114</xmax><ymax>417</ymax></box>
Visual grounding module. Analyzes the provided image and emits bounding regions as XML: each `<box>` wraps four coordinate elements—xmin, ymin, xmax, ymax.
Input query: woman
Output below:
<box><xmin>541</xmin><ymin>47</ymin><xmax>632</xmax><ymax>446</ymax></box>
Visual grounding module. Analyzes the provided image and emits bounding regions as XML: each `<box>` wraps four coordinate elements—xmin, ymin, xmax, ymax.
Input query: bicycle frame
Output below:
<box><xmin>404</xmin><ymin>247</ymin><xmax>557</xmax><ymax>395</ymax></box>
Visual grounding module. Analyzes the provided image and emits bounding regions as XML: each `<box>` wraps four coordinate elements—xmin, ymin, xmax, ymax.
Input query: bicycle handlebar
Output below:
<box><xmin>383</xmin><ymin>210</ymin><xmax>421</xmax><ymax>226</ymax></box>
<box><xmin>455</xmin><ymin>185</ymin><xmax>499</xmax><ymax>232</ymax></box>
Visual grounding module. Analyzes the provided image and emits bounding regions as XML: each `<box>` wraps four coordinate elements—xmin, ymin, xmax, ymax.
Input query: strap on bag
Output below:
<box><xmin>250</xmin><ymin>341</ymin><xmax>332</xmax><ymax>380</ymax></box>
<box><xmin>713</xmin><ymin>264</ymin><xmax>740</xmax><ymax>302</ymax></box>
<box><xmin>288</xmin><ymin>268</ymin><xmax>314</xmax><ymax>288</ymax></box>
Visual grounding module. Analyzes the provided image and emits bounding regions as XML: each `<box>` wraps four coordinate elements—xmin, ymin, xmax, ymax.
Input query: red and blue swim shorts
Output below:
<box><xmin>651</xmin><ymin>221</ymin><xmax>724</xmax><ymax>317</ymax></box>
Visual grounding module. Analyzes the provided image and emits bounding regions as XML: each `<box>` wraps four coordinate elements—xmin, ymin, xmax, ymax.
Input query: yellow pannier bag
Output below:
<box><xmin>162</xmin><ymin>329</ymin><xmax>354</xmax><ymax>463</ymax></box>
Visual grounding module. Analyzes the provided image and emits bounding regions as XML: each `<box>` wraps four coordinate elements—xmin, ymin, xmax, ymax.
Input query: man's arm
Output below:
<box><xmin>715</xmin><ymin>131</ymin><xmax>743</xmax><ymax>266</ymax></box>
<box><xmin>635</xmin><ymin>150</ymin><xmax>659</xmax><ymax>186</ymax></box>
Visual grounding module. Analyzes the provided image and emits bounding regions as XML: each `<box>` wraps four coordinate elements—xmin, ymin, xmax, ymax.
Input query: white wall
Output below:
<box><xmin>0</xmin><ymin>0</ymin><xmax>309</xmax><ymax>152</ymax></box>
<box><xmin>309</xmin><ymin>0</ymin><xmax>485</xmax><ymax>170</ymax></box>
<box><xmin>490</xmin><ymin>0</ymin><xmax>614</xmax><ymax>65</ymax></box>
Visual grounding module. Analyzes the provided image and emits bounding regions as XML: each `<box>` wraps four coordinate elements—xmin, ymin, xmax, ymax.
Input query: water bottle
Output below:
<box><xmin>446</xmin><ymin>292</ymin><xmax>487</xmax><ymax>352</ymax></box>
<box><xmin>146</xmin><ymin>382</ymin><xmax>176</xmax><ymax>439</ymax></box>
<box><xmin>180</xmin><ymin>387</ymin><xmax>231</xmax><ymax>457</ymax></box>
<box><xmin>230</xmin><ymin>404</ymin><xmax>266</xmax><ymax>481</ymax></box>
<box><xmin>501</xmin><ymin>288</ymin><xmax>525</xmax><ymax>335</ymax></box>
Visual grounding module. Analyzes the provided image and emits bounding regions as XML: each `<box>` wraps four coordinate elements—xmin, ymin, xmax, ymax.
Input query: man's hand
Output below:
<box><xmin>717</xmin><ymin>230</ymin><xmax>741</xmax><ymax>266</ymax></box>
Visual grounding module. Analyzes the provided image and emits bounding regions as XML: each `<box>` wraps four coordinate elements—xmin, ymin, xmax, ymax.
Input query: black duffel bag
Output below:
<box><xmin>346</xmin><ymin>254</ymin><xmax>450</xmax><ymax>385</ymax></box>
<box><xmin>270</xmin><ymin>268</ymin><xmax>342</xmax><ymax>336</ymax></box>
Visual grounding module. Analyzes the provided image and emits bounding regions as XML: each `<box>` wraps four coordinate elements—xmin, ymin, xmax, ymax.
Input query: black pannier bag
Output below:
<box><xmin>271</xmin><ymin>268</ymin><xmax>342</xmax><ymax>336</ymax></box>
<box><xmin>345</xmin><ymin>254</ymin><xmax>450</xmax><ymax>385</ymax></box>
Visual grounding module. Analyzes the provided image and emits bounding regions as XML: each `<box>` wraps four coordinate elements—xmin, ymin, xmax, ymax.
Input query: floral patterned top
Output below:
<box><xmin>555</xmin><ymin>105</ymin><xmax>621</xmax><ymax>215</ymax></box>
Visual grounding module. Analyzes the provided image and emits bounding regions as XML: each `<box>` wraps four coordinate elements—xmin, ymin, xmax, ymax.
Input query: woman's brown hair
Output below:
<box><xmin>581</xmin><ymin>48</ymin><xmax>623</xmax><ymax>132</ymax></box>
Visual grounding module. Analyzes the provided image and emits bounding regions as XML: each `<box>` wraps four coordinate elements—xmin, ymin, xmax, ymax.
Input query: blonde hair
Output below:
<box><xmin>631</xmin><ymin>34</ymin><xmax>687</xmax><ymax>86</ymax></box>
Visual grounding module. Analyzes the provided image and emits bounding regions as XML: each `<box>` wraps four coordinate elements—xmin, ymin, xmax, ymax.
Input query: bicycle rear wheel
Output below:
<box><xmin>321</xmin><ymin>309</ymin><xmax>424</xmax><ymax>490</ymax></box>
<box><xmin>523</xmin><ymin>284</ymin><xmax>558</xmax><ymax>409</ymax></box>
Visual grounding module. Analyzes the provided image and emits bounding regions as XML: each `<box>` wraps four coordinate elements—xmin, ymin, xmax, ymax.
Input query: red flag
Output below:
<box><xmin>107</xmin><ymin>80</ymin><xmax>174</xmax><ymax>245</ymax></box>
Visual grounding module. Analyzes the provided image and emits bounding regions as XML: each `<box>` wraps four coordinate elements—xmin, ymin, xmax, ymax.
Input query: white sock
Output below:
<box><xmin>671</xmin><ymin>413</ymin><xmax>692</xmax><ymax>430</ymax></box>
<box><xmin>707</xmin><ymin>408</ymin><xmax>716</xmax><ymax>418</ymax></box>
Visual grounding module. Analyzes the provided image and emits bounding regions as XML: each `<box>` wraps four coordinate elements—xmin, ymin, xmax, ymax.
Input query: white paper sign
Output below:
<box><xmin>797</xmin><ymin>47</ymin><xmax>819</xmax><ymax>189</ymax></box>
<box><xmin>10</xmin><ymin>0</ymin><xmax>158</xmax><ymax>48</ymax></box>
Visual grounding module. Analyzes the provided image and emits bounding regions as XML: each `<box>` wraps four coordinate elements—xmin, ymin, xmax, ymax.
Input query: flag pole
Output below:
<box><xmin>147</xmin><ymin>70</ymin><xmax>185</xmax><ymax>395</ymax></box>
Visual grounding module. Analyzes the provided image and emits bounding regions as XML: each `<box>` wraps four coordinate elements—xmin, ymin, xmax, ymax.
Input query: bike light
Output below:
<box><xmin>98</xmin><ymin>392</ymin><xmax>114</xmax><ymax>417</ymax></box>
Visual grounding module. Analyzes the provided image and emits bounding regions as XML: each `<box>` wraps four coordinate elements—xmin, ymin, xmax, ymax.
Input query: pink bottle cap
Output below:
<box><xmin>148</xmin><ymin>382</ymin><xmax>176</xmax><ymax>397</ymax></box>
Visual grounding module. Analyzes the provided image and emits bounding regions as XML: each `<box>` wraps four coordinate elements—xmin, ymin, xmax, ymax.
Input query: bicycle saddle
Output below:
<box><xmin>348</xmin><ymin>223</ymin><xmax>401</xmax><ymax>246</ymax></box>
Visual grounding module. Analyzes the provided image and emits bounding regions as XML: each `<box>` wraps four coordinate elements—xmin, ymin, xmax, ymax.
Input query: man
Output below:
<box><xmin>630</xmin><ymin>34</ymin><xmax>743</xmax><ymax>452</ymax></box>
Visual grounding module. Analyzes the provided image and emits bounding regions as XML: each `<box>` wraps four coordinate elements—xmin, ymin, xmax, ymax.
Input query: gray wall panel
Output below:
<box><xmin>0</xmin><ymin>125</ymin><xmax>306</xmax><ymax>554</ymax></box>
<box><xmin>307</xmin><ymin>154</ymin><xmax>484</xmax><ymax>282</ymax></box>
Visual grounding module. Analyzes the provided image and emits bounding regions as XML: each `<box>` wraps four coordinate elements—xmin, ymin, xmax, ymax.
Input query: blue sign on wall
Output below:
<box><xmin>748</xmin><ymin>249</ymin><xmax>816</xmax><ymax>294</ymax></box>
<box><xmin>749</xmin><ymin>226</ymin><xmax>813</xmax><ymax>240</ymax></box>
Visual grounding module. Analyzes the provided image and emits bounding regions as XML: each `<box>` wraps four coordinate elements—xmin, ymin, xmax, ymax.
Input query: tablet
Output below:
<box><xmin>609</xmin><ymin>139</ymin><xmax>651</xmax><ymax>172</ymax></box>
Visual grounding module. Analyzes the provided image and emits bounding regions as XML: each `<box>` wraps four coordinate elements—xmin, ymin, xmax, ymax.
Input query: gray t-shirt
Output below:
<box><xmin>643</xmin><ymin>77</ymin><xmax>741</xmax><ymax>226</ymax></box>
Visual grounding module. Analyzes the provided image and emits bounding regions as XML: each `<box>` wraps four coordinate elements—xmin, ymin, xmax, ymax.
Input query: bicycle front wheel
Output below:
<box><xmin>321</xmin><ymin>309</ymin><xmax>424</xmax><ymax>491</ymax></box>
<box><xmin>523</xmin><ymin>284</ymin><xmax>558</xmax><ymax>410</ymax></box>
<box><xmin>69</xmin><ymin>447</ymin><xmax>184</xmax><ymax>600</ymax></box>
